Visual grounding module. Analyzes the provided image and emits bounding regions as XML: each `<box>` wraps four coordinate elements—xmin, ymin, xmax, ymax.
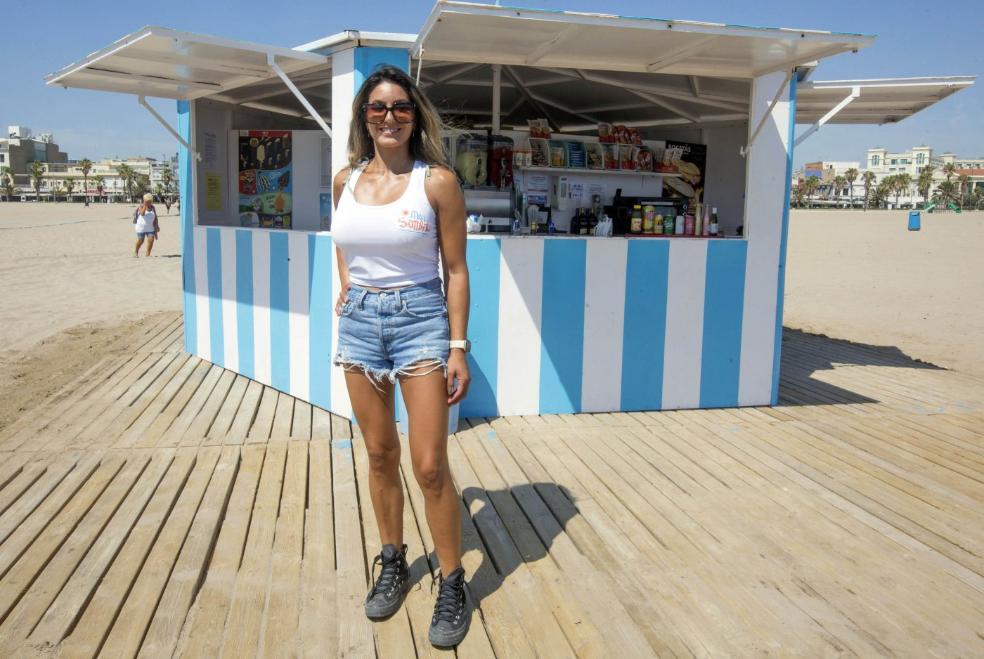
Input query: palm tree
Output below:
<box><xmin>803</xmin><ymin>176</ymin><xmax>820</xmax><ymax>206</ymax></box>
<box><xmin>791</xmin><ymin>184</ymin><xmax>805</xmax><ymax>208</ymax></box>
<box><xmin>30</xmin><ymin>161</ymin><xmax>46</xmax><ymax>201</ymax></box>
<box><xmin>844</xmin><ymin>168</ymin><xmax>858</xmax><ymax>208</ymax></box>
<box><xmin>64</xmin><ymin>177</ymin><xmax>76</xmax><ymax>201</ymax></box>
<box><xmin>917</xmin><ymin>165</ymin><xmax>935</xmax><ymax>208</ymax></box>
<box><xmin>942</xmin><ymin>162</ymin><xmax>956</xmax><ymax>183</ymax></box>
<box><xmin>894</xmin><ymin>173</ymin><xmax>913</xmax><ymax>208</ymax></box>
<box><xmin>93</xmin><ymin>175</ymin><xmax>105</xmax><ymax>203</ymax></box>
<box><xmin>862</xmin><ymin>171</ymin><xmax>877</xmax><ymax>211</ymax></box>
<box><xmin>78</xmin><ymin>158</ymin><xmax>93</xmax><ymax>206</ymax></box>
<box><xmin>957</xmin><ymin>174</ymin><xmax>970</xmax><ymax>208</ymax></box>
<box><xmin>933</xmin><ymin>180</ymin><xmax>959</xmax><ymax>206</ymax></box>
<box><xmin>160</xmin><ymin>168</ymin><xmax>174</xmax><ymax>213</ymax></box>
<box><xmin>833</xmin><ymin>175</ymin><xmax>847</xmax><ymax>205</ymax></box>
<box><xmin>115</xmin><ymin>164</ymin><xmax>135</xmax><ymax>202</ymax></box>
<box><xmin>0</xmin><ymin>166</ymin><xmax>14</xmax><ymax>201</ymax></box>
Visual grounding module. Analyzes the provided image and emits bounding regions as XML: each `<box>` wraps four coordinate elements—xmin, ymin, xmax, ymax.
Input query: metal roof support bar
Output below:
<box><xmin>794</xmin><ymin>85</ymin><xmax>860</xmax><ymax>146</ymax></box>
<box><xmin>138</xmin><ymin>95</ymin><xmax>200</xmax><ymax>161</ymax></box>
<box><xmin>267</xmin><ymin>54</ymin><xmax>332</xmax><ymax>138</ymax></box>
<box><xmin>741</xmin><ymin>69</ymin><xmax>792</xmax><ymax>157</ymax></box>
<box><xmin>492</xmin><ymin>64</ymin><xmax>501</xmax><ymax>131</ymax></box>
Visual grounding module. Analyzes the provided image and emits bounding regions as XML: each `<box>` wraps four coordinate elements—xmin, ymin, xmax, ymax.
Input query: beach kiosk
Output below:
<box><xmin>45</xmin><ymin>2</ymin><xmax>973</xmax><ymax>422</ymax></box>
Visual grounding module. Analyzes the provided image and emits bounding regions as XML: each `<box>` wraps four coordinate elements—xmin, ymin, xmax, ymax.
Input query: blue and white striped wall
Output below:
<box><xmin>179</xmin><ymin>230</ymin><xmax>775</xmax><ymax>419</ymax></box>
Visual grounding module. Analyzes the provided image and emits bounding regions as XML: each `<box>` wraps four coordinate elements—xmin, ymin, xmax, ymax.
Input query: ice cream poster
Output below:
<box><xmin>239</xmin><ymin>130</ymin><xmax>292</xmax><ymax>228</ymax></box>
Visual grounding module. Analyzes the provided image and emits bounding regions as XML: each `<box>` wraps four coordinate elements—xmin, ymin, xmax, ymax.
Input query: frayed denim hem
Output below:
<box><xmin>333</xmin><ymin>353</ymin><xmax>449</xmax><ymax>392</ymax></box>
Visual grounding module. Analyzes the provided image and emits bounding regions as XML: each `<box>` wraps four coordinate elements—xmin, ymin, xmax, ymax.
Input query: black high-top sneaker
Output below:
<box><xmin>364</xmin><ymin>544</ymin><xmax>410</xmax><ymax>619</ymax></box>
<box><xmin>428</xmin><ymin>567</ymin><xmax>470</xmax><ymax>647</ymax></box>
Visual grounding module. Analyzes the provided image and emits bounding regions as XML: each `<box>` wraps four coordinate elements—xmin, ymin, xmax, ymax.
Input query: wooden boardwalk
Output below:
<box><xmin>0</xmin><ymin>311</ymin><xmax>982</xmax><ymax>658</ymax></box>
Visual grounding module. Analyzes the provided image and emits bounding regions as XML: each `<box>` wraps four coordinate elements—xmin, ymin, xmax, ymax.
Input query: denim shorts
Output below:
<box><xmin>136</xmin><ymin>231</ymin><xmax>156</xmax><ymax>238</ymax></box>
<box><xmin>334</xmin><ymin>278</ymin><xmax>450</xmax><ymax>385</ymax></box>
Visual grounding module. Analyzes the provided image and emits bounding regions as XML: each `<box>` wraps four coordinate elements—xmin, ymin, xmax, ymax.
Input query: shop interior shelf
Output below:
<box><xmin>517</xmin><ymin>166</ymin><xmax>681</xmax><ymax>178</ymax></box>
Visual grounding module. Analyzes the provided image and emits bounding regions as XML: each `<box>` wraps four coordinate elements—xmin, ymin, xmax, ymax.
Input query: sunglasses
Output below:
<box><xmin>363</xmin><ymin>101</ymin><xmax>416</xmax><ymax>124</ymax></box>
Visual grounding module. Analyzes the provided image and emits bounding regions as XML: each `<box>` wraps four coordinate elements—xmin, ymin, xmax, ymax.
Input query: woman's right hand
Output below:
<box><xmin>335</xmin><ymin>283</ymin><xmax>351</xmax><ymax>316</ymax></box>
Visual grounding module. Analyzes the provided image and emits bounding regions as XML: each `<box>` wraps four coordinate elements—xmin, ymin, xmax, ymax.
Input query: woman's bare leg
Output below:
<box><xmin>345</xmin><ymin>371</ymin><xmax>404</xmax><ymax>546</ymax></box>
<box><xmin>145</xmin><ymin>235</ymin><xmax>155</xmax><ymax>256</ymax></box>
<box><xmin>399</xmin><ymin>367</ymin><xmax>460</xmax><ymax>575</ymax></box>
<box><xmin>134</xmin><ymin>236</ymin><xmax>144</xmax><ymax>256</ymax></box>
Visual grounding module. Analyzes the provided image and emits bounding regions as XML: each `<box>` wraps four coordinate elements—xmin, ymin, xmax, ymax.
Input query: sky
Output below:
<box><xmin>2</xmin><ymin>0</ymin><xmax>981</xmax><ymax>168</ymax></box>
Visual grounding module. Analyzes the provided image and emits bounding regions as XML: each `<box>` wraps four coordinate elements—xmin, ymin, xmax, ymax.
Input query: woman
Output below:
<box><xmin>331</xmin><ymin>66</ymin><xmax>472</xmax><ymax>647</ymax></box>
<box><xmin>133</xmin><ymin>193</ymin><xmax>159</xmax><ymax>257</ymax></box>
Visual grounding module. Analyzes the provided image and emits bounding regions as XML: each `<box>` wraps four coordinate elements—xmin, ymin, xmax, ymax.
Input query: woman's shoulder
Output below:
<box><xmin>422</xmin><ymin>163</ymin><xmax>459</xmax><ymax>189</ymax></box>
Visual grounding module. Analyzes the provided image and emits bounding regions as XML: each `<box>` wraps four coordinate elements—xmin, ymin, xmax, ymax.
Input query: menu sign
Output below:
<box><xmin>239</xmin><ymin>130</ymin><xmax>292</xmax><ymax>228</ymax></box>
<box><xmin>658</xmin><ymin>141</ymin><xmax>707</xmax><ymax>202</ymax></box>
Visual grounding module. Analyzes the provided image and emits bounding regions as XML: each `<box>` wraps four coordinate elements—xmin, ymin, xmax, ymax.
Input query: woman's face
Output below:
<box><xmin>365</xmin><ymin>81</ymin><xmax>415</xmax><ymax>151</ymax></box>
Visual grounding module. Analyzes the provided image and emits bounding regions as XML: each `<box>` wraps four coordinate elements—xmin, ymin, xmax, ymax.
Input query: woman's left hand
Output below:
<box><xmin>446</xmin><ymin>350</ymin><xmax>470</xmax><ymax>405</ymax></box>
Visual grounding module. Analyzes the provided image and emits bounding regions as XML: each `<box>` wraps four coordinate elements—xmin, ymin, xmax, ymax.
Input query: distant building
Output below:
<box><xmin>0</xmin><ymin>126</ymin><xmax>69</xmax><ymax>191</ymax></box>
<box><xmin>795</xmin><ymin>146</ymin><xmax>983</xmax><ymax>208</ymax></box>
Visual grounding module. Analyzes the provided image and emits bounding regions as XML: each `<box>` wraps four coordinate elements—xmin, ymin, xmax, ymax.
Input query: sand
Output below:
<box><xmin>0</xmin><ymin>203</ymin><xmax>981</xmax><ymax>432</ymax></box>
<box><xmin>784</xmin><ymin>209</ymin><xmax>984</xmax><ymax>379</ymax></box>
<box><xmin>0</xmin><ymin>202</ymin><xmax>183</xmax><ymax>431</ymax></box>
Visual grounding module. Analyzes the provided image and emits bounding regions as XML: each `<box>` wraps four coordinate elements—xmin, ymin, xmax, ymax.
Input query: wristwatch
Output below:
<box><xmin>449</xmin><ymin>339</ymin><xmax>471</xmax><ymax>353</ymax></box>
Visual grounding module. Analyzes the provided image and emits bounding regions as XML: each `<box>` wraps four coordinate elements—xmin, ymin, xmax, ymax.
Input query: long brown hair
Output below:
<box><xmin>347</xmin><ymin>66</ymin><xmax>448</xmax><ymax>169</ymax></box>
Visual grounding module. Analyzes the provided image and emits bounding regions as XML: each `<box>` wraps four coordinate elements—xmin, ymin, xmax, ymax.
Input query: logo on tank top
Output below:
<box><xmin>397</xmin><ymin>209</ymin><xmax>430</xmax><ymax>234</ymax></box>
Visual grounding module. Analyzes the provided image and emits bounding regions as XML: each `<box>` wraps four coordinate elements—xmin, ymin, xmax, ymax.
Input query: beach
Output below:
<box><xmin>0</xmin><ymin>203</ymin><xmax>981</xmax><ymax>431</ymax></box>
<box><xmin>784</xmin><ymin>208</ymin><xmax>984</xmax><ymax>379</ymax></box>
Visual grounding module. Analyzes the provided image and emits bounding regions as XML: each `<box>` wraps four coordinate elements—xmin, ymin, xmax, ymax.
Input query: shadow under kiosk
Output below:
<box><xmin>44</xmin><ymin>2</ymin><xmax>974</xmax><ymax>424</ymax></box>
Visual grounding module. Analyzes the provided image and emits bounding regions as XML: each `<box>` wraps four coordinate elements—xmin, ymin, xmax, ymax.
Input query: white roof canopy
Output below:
<box><xmin>795</xmin><ymin>77</ymin><xmax>976</xmax><ymax>125</ymax></box>
<box><xmin>44</xmin><ymin>26</ymin><xmax>328</xmax><ymax>100</ymax></box>
<box><xmin>414</xmin><ymin>1</ymin><xmax>874</xmax><ymax>78</ymax></box>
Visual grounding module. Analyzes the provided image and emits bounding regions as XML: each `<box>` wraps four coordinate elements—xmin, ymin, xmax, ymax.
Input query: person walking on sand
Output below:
<box><xmin>133</xmin><ymin>193</ymin><xmax>159</xmax><ymax>257</ymax></box>
<box><xmin>330</xmin><ymin>65</ymin><xmax>472</xmax><ymax>647</ymax></box>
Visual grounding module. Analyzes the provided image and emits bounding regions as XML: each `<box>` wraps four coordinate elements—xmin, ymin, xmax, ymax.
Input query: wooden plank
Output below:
<box><xmin>173</xmin><ymin>446</ymin><xmax>265</xmax><ymax>659</ymax></box>
<box><xmin>155</xmin><ymin>363</ymin><xmax>225</xmax><ymax>448</ymax></box>
<box><xmin>40</xmin><ymin>452</ymin><xmax>198</xmax><ymax>659</ymax></box>
<box><xmin>0</xmin><ymin>458</ymin><xmax>48</xmax><ymax>518</ymax></box>
<box><xmin>0</xmin><ymin>454</ymin><xmax>103</xmax><ymax>581</ymax></box>
<box><xmin>469</xmin><ymin>419</ymin><xmax>684</xmax><ymax>658</ymax></box>
<box><xmin>224</xmin><ymin>379</ymin><xmax>264</xmax><ymax>446</ymax></box>
<box><xmin>0</xmin><ymin>453</ymin><xmax>125</xmax><ymax>627</ymax></box>
<box><xmin>271</xmin><ymin>393</ymin><xmax>295</xmax><ymax>440</ymax></box>
<box><xmin>444</xmin><ymin>428</ymin><xmax>577</xmax><ymax>657</ymax></box>
<box><xmin>299</xmin><ymin>441</ymin><xmax>336</xmax><ymax>658</ymax></box>
<box><xmin>71</xmin><ymin>353</ymin><xmax>189</xmax><ymax>451</ymax></box>
<box><xmin>332</xmin><ymin>435</ymin><xmax>376</xmax><ymax>658</ymax></box>
<box><xmin>455</xmin><ymin>423</ymin><xmax>625</xmax><ymax>657</ymax></box>
<box><xmin>292</xmin><ymin>400</ymin><xmax>312</xmax><ymax>441</ymax></box>
<box><xmin>112</xmin><ymin>355</ymin><xmax>201</xmax><ymax>449</ymax></box>
<box><xmin>259</xmin><ymin>441</ymin><xmax>307</xmax><ymax>657</ymax></box>
<box><xmin>23</xmin><ymin>450</ymin><xmax>175</xmax><ymax>649</ymax></box>
<box><xmin>179</xmin><ymin>369</ymin><xmax>238</xmax><ymax>447</ymax></box>
<box><xmin>0</xmin><ymin>454</ymin><xmax>33</xmax><ymax>495</ymax></box>
<box><xmin>247</xmin><ymin>386</ymin><xmax>278</xmax><ymax>443</ymax></box>
<box><xmin>98</xmin><ymin>447</ymin><xmax>222</xmax><ymax>658</ymax></box>
<box><xmin>204</xmin><ymin>375</ymin><xmax>249</xmax><ymax>444</ymax></box>
<box><xmin>138</xmin><ymin>445</ymin><xmax>240</xmax><ymax>657</ymax></box>
<box><xmin>217</xmin><ymin>441</ymin><xmax>288</xmax><ymax>658</ymax></box>
<box><xmin>0</xmin><ymin>453</ymin><xmax>81</xmax><ymax>547</ymax></box>
<box><xmin>311</xmin><ymin>407</ymin><xmax>333</xmax><ymax>441</ymax></box>
<box><xmin>133</xmin><ymin>359</ymin><xmax>213</xmax><ymax>449</ymax></box>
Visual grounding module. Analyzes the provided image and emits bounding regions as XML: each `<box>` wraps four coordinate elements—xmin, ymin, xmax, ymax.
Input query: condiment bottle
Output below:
<box><xmin>710</xmin><ymin>208</ymin><xmax>719</xmax><ymax>236</ymax></box>
<box><xmin>674</xmin><ymin>214</ymin><xmax>684</xmax><ymax>235</ymax></box>
<box><xmin>663</xmin><ymin>213</ymin><xmax>675</xmax><ymax>235</ymax></box>
<box><xmin>702</xmin><ymin>205</ymin><xmax>711</xmax><ymax>236</ymax></box>
<box><xmin>684</xmin><ymin>214</ymin><xmax>695</xmax><ymax>235</ymax></box>
<box><xmin>654</xmin><ymin>214</ymin><xmax>663</xmax><ymax>235</ymax></box>
<box><xmin>630</xmin><ymin>205</ymin><xmax>643</xmax><ymax>234</ymax></box>
<box><xmin>642</xmin><ymin>205</ymin><xmax>655</xmax><ymax>234</ymax></box>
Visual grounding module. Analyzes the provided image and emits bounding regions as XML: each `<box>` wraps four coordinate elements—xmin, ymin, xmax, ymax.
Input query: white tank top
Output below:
<box><xmin>331</xmin><ymin>161</ymin><xmax>439</xmax><ymax>288</ymax></box>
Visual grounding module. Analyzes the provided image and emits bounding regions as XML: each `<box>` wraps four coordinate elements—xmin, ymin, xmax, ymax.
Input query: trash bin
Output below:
<box><xmin>908</xmin><ymin>210</ymin><xmax>921</xmax><ymax>231</ymax></box>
